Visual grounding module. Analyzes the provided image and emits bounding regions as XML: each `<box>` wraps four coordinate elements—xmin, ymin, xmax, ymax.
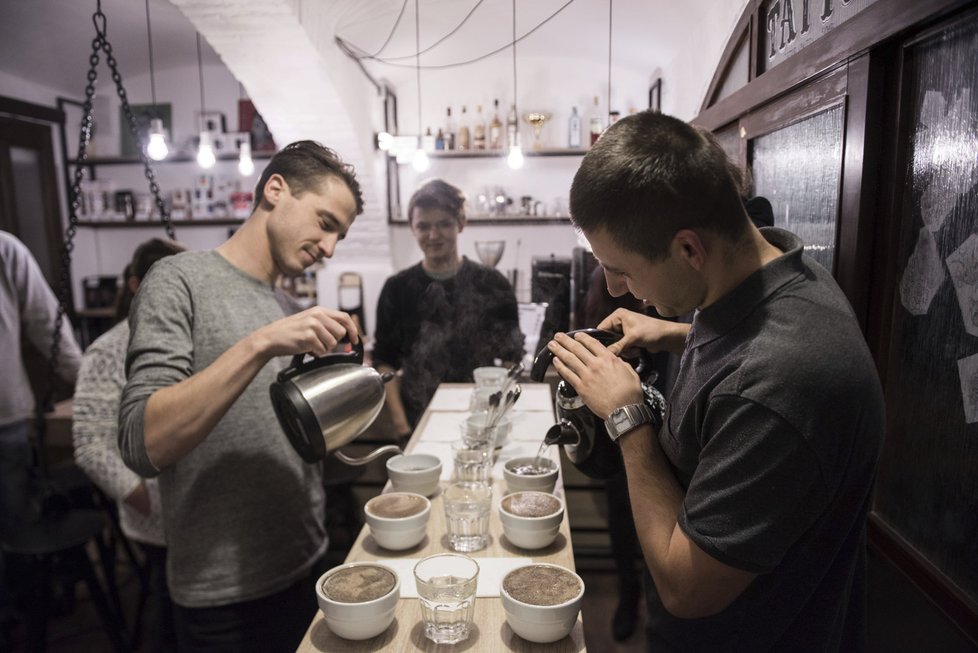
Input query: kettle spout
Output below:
<box><xmin>544</xmin><ymin>419</ymin><xmax>581</xmax><ymax>447</ymax></box>
<box><xmin>380</xmin><ymin>371</ymin><xmax>395</xmax><ymax>383</ymax></box>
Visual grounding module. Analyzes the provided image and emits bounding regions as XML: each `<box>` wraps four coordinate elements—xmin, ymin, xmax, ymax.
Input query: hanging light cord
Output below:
<box><xmin>144</xmin><ymin>0</ymin><xmax>157</xmax><ymax>109</ymax></box>
<box><xmin>337</xmin><ymin>0</ymin><xmax>576</xmax><ymax>70</ymax></box>
<box><xmin>196</xmin><ymin>32</ymin><xmax>206</xmax><ymax>115</ymax></box>
<box><xmin>512</xmin><ymin>0</ymin><xmax>517</xmax><ymax>120</ymax></box>
<box><xmin>607</xmin><ymin>0</ymin><xmax>613</xmax><ymax>120</ymax></box>
<box><xmin>415</xmin><ymin>0</ymin><xmax>421</xmax><ymax>139</ymax></box>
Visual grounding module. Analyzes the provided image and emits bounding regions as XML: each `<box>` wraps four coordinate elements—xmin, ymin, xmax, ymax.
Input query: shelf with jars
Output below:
<box><xmin>64</xmin><ymin>150</ymin><xmax>274</xmax><ymax>227</ymax></box>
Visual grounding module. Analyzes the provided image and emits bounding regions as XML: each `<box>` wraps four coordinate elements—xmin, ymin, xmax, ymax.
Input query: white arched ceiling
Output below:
<box><xmin>168</xmin><ymin>0</ymin><xmax>390</xmax><ymax>259</ymax></box>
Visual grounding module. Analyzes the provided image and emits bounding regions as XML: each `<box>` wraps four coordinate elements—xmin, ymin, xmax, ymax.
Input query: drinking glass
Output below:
<box><xmin>452</xmin><ymin>439</ymin><xmax>492</xmax><ymax>483</ymax></box>
<box><xmin>443</xmin><ymin>481</ymin><xmax>492</xmax><ymax>552</ymax></box>
<box><xmin>414</xmin><ymin>553</ymin><xmax>480</xmax><ymax>644</ymax></box>
<box><xmin>461</xmin><ymin>411</ymin><xmax>512</xmax><ymax>449</ymax></box>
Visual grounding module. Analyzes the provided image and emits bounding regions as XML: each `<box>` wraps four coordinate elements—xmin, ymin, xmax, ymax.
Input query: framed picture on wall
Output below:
<box><xmin>237</xmin><ymin>99</ymin><xmax>277</xmax><ymax>152</ymax></box>
<box><xmin>119</xmin><ymin>103</ymin><xmax>172</xmax><ymax>157</ymax></box>
<box><xmin>197</xmin><ymin>110</ymin><xmax>226</xmax><ymax>135</ymax></box>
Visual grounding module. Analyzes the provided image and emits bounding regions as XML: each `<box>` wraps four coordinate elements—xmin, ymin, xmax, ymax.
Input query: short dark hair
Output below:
<box><xmin>116</xmin><ymin>237</ymin><xmax>185</xmax><ymax>321</ymax></box>
<box><xmin>407</xmin><ymin>178</ymin><xmax>466</xmax><ymax>225</ymax></box>
<box><xmin>254</xmin><ymin>140</ymin><xmax>364</xmax><ymax>215</ymax></box>
<box><xmin>569</xmin><ymin>111</ymin><xmax>750</xmax><ymax>261</ymax></box>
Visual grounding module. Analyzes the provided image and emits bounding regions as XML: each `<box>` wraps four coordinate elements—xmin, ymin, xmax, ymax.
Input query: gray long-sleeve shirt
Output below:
<box><xmin>0</xmin><ymin>230</ymin><xmax>81</xmax><ymax>426</ymax></box>
<box><xmin>119</xmin><ymin>250</ymin><xmax>327</xmax><ymax>608</ymax></box>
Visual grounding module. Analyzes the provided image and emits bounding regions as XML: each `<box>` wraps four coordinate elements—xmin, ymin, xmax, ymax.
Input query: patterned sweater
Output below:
<box><xmin>73</xmin><ymin>320</ymin><xmax>165</xmax><ymax>546</ymax></box>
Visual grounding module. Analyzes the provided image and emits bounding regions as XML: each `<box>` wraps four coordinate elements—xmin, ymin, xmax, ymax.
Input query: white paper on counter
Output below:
<box><xmin>419</xmin><ymin>411</ymin><xmax>557</xmax><ymax>444</ymax></box>
<box><xmin>427</xmin><ymin>383</ymin><xmax>554</xmax><ymax>412</ymax></box>
<box><xmin>375</xmin><ymin>557</ymin><xmax>533</xmax><ymax>598</ymax></box>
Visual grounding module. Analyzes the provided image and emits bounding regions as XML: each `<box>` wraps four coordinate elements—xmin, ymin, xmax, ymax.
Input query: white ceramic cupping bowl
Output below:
<box><xmin>498</xmin><ymin>491</ymin><xmax>564</xmax><ymax>550</ymax></box>
<box><xmin>385</xmin><ymin>453</ymin><xmax>442</xmax><ymax>497</ymax></box>
<box><xmin>500</xmin><ymin>563</ymin><xmax>585</xmax><ymax>643</ymax></box>
<box><xmin>363</xmin><ymin>492</ymin><xmax>431</xmax><ymax>551</ymax></box>
<box><xmin>315</xmin><ymin>562</ymin><xmax>400</xmax><ymax>640</ymax></box>
<box><xmin>503</xmin><ymin>456</ymin><xmax>558</xmax><ymax>494</ymax></box>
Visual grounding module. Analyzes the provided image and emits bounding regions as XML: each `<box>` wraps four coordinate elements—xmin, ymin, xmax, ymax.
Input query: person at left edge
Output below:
<box><xmin>118</xmin><ymin>141</ymin><xmax>364</xmax><ymax>653</ymax></box>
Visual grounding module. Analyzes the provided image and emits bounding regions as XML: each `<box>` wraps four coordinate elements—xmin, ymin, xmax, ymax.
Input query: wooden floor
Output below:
<box><xmin>5</xmin><ymin>545</ymin><xmax>976</xmax><ymax>652</ymax></box>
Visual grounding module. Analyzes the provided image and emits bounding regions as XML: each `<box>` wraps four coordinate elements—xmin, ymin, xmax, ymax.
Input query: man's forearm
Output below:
<box><xmin>143</xmin><ymin>332</ymin><xmax>269</xmax><ymax>468</ymax></box>
<box><xmin>618</xmin><ymin>425</ymin><xmax>756</xmax><ymax>618</ymax></box>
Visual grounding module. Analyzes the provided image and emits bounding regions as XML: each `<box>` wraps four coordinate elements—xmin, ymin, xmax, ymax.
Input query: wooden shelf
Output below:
<box><xmin>391</xmin><ymin>215</ymin><xmax>570</xmax><ymax>226</ymax></box>
<box><xmin>76</xmin><ymin>219</ymin><xmax>244</xmax><ymax>228</ymax></box>
<box><xmin>68</xmin><ymin>151</ymin><xmax>276</xmax><ymax>166</ymax></box>
<box><xmin>399</xmin><ymin>147</ymin><xmax>587</xmax><ymax>160</ymax></box>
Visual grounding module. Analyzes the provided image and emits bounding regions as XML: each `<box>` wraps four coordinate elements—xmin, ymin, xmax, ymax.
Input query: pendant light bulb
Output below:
<box><xmin>197</xmin><ymin>130</ymin><xmax>216</xmax><ymax>169</ymax></box>
<box><xmin>507</xmin><ymin>143</ymin><xmax>524</xmax><ymax>170</ymax></box>
<box><xmin>237</xmin><ymin>141</ymin><xmax>255</xmax><ymax>176</ymax></box>
<box><xmin>146</xmin><ymin>118</ymin><xmax>168</xmax><ymax>161</ymax></box>
<box><xmin>412</xmin><ymin>147</ymin><xmax>430</xmax><ymax>172</ymax></box>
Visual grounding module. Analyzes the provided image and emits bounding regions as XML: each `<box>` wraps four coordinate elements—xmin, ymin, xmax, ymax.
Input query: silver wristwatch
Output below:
<box><xmin>604</xmin><ymin>402</ymin><xmax>658</xmax><ymax>442</ymax></box>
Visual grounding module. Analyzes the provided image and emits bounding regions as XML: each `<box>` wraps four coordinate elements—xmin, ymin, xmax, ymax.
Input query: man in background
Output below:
<box><xmin>373</xmin><ymin>178</ymin><xmax>523</xmax><ymax>439</ymax></box>
<box><xmin>73</xmin><ymin>237</ymin><xmax>185</xmax><ymax>653</ymax></box>
<box><xmin>0</xmin><ymin>230</ymin><xmax>82</xmax><ymax>646</ymax></box>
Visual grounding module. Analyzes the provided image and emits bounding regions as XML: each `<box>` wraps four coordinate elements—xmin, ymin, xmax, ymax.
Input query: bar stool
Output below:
<box><xmin>1</xmin><ymin>508</ymin><xmax>130</xmax><ymax>653</ymax></box>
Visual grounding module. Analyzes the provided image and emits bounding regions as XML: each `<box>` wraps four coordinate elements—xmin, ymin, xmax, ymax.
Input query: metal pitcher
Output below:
<box><xmin>270</xmin><ymin>342</ymin><xmax>401</xmax><ymax>464</ymax></box>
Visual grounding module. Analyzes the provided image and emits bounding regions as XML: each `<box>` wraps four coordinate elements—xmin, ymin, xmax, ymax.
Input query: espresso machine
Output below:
<box><xmin>530</xmin><ymin>329</ymin><xmax>664</xmax><ymax>479</ymax></box>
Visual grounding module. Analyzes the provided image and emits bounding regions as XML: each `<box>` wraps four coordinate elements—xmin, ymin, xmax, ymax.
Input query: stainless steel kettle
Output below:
<box><xmin>530</xmin><ymin>328</ymin><xmax>659</xmax><ymax>479</ymax></box>
<box><xmin>270</xmin><ymin>342</ymin><xmax>401</xmax><ymax>464</ymax></box>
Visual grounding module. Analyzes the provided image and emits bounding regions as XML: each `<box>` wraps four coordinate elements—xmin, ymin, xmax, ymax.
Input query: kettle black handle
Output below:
<box><xmin>277</xmin><ymin>340</ymin><xmax>365</xmax><ymax>383</ymax></box>
<box><xmin>529</xmin><ymin>327</ymin><xmax>654</xmax><ymax>382</ymax></box>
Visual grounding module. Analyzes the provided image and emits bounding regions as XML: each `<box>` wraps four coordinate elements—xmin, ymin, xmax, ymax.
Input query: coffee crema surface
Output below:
<box><xmin>369</xmin><ymin>493</ymin><xmax>427</xmax><ymax>518</ymax></box>
<box><xmin>504</xmin><ymin>565</ymin><xmax>581</xmax><ymax>606</ymax></box>
<box><xmin>501</xmin><ymin>493</ymin><xmax>561</xmax><ymax>517</ymax></box>
<box><xmin>322</xmin><ymin>566</ymin><xmax>396</xmax><ymax>603</ymax></box>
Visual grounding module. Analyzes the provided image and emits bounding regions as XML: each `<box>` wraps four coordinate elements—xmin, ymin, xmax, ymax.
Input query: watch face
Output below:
<box><xmin>611</xmin><ymin>408</ymin><xmax>631</xmax><ymax>431</ymax></box>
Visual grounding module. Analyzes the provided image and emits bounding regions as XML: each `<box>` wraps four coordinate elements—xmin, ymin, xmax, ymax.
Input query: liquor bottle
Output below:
<box><xmin>444</xmin><ymin>106</ymin><xmax>456</xmax><ymax>150</ymax></box>
<box><xmin>506</xmin><ymin>103</ymin><xmax>518</xmax><ymax>148</ymax></box>
<box><xmin>489</xmin><ymin>99</ymin><xmax>503</xmax><ymax>150</ymax></box>
<box><xmin>435</xmin><ymin>128</ymin><xmax>445</xmax><ymax>151</ymax></box>
<box><xmin>422</xmin><ymin>127</ymin><xmax>435</xmax><ymax>152</ymax></box>
<box><xmin>473</xmin><ymin>104</ymin><xmax>486</xmax><ymax>150</ymax></box>
<box><xmin>568</xmin><ymin>106</ymin><xmax>581</xmax><ymax>148</ymax></box>
<box><xmin>457</xmin><ymin>106</ymin><xmax>471</xmax><ymax>150</ymax></box>
<box><xmin>589</xmin><ymin>95</ymin><xmax>604</xmax><ymax>146</ymax></box>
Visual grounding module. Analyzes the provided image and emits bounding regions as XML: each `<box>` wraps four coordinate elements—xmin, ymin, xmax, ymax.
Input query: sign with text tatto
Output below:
<box><xmin>760</xmin><ymin>0</ymin><xmax>880</xmax><ymax>72</ymax></box>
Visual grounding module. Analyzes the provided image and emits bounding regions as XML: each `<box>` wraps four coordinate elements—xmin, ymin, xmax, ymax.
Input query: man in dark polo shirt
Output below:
<box><xmin>544</xmin><ymin>111</ymin><xmax>884</xmax><ymax>652</ymax></box>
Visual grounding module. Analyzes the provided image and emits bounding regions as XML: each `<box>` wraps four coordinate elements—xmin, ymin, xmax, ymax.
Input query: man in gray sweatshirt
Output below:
<box><xmin>119</xmin><ymin>141</ymin><xmax>364</xmax><ymax>653</ymax></box>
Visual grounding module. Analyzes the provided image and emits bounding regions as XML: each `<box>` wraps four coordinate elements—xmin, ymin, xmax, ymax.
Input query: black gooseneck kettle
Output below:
<box><xmin>270</xmin><ymin>341</ymin><xmax>402</xmax><ymax>464</ymax></box>
<box><xmin>530</xmin><ymin>328</ymin><xmax>661</xmax><ymax>479</ymax></box>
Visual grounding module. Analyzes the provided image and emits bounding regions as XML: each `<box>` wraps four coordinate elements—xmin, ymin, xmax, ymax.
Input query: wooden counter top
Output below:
<box><xmin>296</xmin><ymin>383</ymin><xmax>586</xmax><ymax>652</ymax></box>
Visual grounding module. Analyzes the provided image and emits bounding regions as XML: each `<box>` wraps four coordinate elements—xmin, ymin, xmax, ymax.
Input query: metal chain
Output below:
<box><xmin>38</xmin><ymin>5</ymin><xmax>175</xmax><ymax>460</ymax></box>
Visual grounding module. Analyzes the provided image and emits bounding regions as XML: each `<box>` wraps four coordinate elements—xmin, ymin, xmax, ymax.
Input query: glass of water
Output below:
<box><xmin>452</xmin><ymin>439</ymin><xmax>493</xmax><ymax>483</ymax></box>
<box><xmin>413</xmin><ymin>553</ymin><xmax>480</xmax><ymax>644</ymax></box>
<box><xmin>443</xmin><ymin>481</ymin><xmax>492</xmax><ymax>552</ymax></box>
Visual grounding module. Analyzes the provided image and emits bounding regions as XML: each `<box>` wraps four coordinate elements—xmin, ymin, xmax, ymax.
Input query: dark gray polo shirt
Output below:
<box><xmin>650</xmin><ymin>228</ymin><xmax>885</xmax><ymax>652</ymax></box>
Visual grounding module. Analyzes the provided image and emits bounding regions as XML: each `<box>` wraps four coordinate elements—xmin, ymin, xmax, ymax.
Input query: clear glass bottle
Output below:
<box><xmin>589</xmin><ymin>95</ymin><xmax>603</xmax><ymax>146</ymax></box>
<box><xmin>444</xmin><ymin>106</ymin><xmax>456</xmax><ymax>150</ymax></box>
<box><xmin>422</xmin><ymin>127</ymin><xmax>436</xmax><ymax>152</ymax></box>
<box><xmin>489</xmin><ymin>99</ymin><xmax>503</xmax><ymax>150</ymax></box>
<box><xmin>473</xmin><ymin>104</ymin><xmax>486</xmax><ymax>150</ymax></box>
<box><xmin>506</xmin><ymin>103</ymin><xmax>518</xmax><ymax>148</ymax></box>
<box><xmin>568</xmin><ymin>106</ymin><xmax>581</xmax><ymax>148</ymax></box>
<box><xmin>457</xmin><ymin>106</ymin><xmax>471</xmax><ymax>151</ymax></box>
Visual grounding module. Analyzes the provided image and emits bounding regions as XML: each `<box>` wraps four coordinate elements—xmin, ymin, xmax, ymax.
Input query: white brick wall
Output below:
<box><xmin>170</xmin><ymin>0</ymin><xmax>391</xmax><ymax>260</ymax></box>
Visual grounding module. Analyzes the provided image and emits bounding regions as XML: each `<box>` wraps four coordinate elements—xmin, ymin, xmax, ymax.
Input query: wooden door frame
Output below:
<box><xmin>0</xmin><ymin>114</ymin><xmax>68</xmax><ymax>298</ymax></box>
